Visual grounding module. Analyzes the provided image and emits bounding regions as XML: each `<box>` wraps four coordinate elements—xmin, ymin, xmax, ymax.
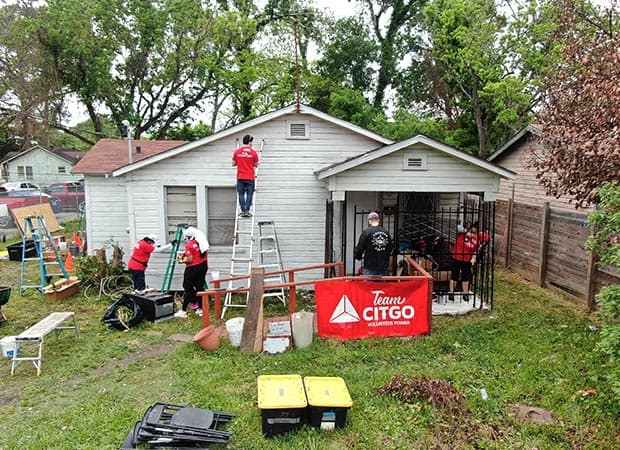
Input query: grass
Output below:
<box><xmin>0</xmin><ymin>230</ymin><xmax>619</xmax><ymax>449</ymax></box>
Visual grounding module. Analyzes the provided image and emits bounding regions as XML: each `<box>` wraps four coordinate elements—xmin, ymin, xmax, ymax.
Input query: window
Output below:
<box><xmin>58</xmin><ymin>166</ymin><xmax>66</xmax><ymax>174</ymax></box>
<box><xmin>208</xmin><ymin>187</ymin><xmax>236</xmax><ymax>246</ymax></box>
<box><xmin>17</xmin><ymin>165</ymin><xmax>34</xmax><ymax>180</ymax></box>
<box><xmin>286</xmin><ymin>120</ymin><xmax>310</xmax><ymax>139</ymax></box>
<box><xmin>402</xmin><ymin>152</ymin><xmax>427</xmax><ymax>171</ymax></box>
<box><xmin>165</xmin><ymin>186</ymin><xmax>197</xmax><ymax>241</ymax></box>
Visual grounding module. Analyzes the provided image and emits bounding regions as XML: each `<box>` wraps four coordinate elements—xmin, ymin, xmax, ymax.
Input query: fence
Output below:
<box><xmin>495</xmin><ymin>199</ymin><xmax>619</xmax><ymax>309</ymax></box>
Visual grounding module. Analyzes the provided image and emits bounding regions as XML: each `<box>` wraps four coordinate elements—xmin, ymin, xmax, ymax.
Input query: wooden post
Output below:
<box><xmin>213</xmin><ymin>280</ymin><xmax>222</xmax><ymax>319</ymax></box>
<box><xmin>505</xmin><ymin>199</ymin><xmax>514</xmax><ymax>268</ymax></box>
<box><xmin>240</xmin><ymin>268</ymin><xmax>264</xmax><ymax>353</ymax></box>
<box><xmin>200</xmin><ymin>292</ymin><xmax>210</xmax><ymax>328</ymax></box>
<box><xmin>585</xmin><ymin>242</ymin><xmax>598</xmax><ymax>312</ymax></box>
<box><xmin>288</xmin><ymin>271</ymin><xmax>296</xmax><ymax>314</ymax></box>
<box><xmin>538</xmin><ymin>202</ymin><xmax>550</xmax><ymax>286</ymax></box>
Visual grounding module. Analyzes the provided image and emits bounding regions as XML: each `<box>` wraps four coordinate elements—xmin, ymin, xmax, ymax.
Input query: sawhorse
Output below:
<box><xmin>11</xmin><ymin>312</ymin><xmax>80</xmax><ymax>375</ymax></box>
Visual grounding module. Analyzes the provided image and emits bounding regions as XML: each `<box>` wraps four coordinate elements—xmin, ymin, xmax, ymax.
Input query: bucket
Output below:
<box><xmin>291</xmin><ymin>311</ymin><xmax>314</xmax><ymax>349</ymax></box>
<box><xmin>0</xmin><ymin>336</ymin><xmax>19</xmax><ymax>358</ymax></box>
<box><xmin>193</xmin><ymin>325</ymin><xmax>220</xmax><ymax>351</ymax></box>
<box><xmin>225</xmin><ymin>317</ymin><xmax>245</xmax><ymax>347</ymax></box>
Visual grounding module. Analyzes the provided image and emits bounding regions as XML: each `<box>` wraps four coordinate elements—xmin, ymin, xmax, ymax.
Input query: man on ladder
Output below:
<box><xmin>232</xmin><ymin>134</ymin><xmax>259</xmax><ymax>217</ymax></box>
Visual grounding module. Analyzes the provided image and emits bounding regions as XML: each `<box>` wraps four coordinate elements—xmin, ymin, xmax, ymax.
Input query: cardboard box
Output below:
<box><xmin>257</xmin><ymin>374</ymin><xmax>307</xmax><ymax>437</ymax></box>
<box><xmin>304</xmin><ymin>376</ymin><xmax>353</xmax><ymax>430</ymax></box>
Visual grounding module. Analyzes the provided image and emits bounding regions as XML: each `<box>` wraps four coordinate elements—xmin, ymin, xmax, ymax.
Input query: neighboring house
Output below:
<box><xmin>72</xmin><ymin>104</ymin><xmax>514</xmax><ymax>292</ymax></box>
<box><xmin>0</xmin><ymin>145</ymin><xmax>85</xmax><ymax>187</ymax></box>
<box><xmin>487</xmin><ymin>124</ymin><xmax>591</xmax><ymax>211</ymax></box>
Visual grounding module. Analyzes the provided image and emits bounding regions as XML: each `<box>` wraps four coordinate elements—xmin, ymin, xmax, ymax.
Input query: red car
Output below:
<box><xmin>44</xmin><ymin>181</ymin><xmax>85</xmax><ymax>212</ymax></box>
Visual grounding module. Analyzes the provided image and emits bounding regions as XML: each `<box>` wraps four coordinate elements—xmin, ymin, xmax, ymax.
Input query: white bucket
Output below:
<box><xmin>0</xmin><ymin>336</ymin><xmax>19</xmax><ymax>358</ymax></box>
<box><xmin>225</xmin><ymin>317</ymin><xmax>245</xmax><ymax>347</ymax></box>
<box><xmin>291</xmin><ymin>311</ymin><xmax>314</xmax><ymax>349</ymax></box>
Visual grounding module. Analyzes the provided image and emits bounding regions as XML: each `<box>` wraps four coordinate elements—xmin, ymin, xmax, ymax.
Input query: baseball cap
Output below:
<box><xmin>368</xmin><ymin>212</ymin><xmax>380</xmax><ymax>221</ymax></box>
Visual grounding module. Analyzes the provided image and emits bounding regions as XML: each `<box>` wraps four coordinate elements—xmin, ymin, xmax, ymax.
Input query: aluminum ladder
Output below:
<box><xmin>257</xmin><ymin>220</ymin><xmax>286</xmax><ymax>305</ymax></box>
<box><xmin>19</xmin><ymin>215</ymin><xmax>69</xmax><ymax>295</ymax></box>
<box><xmin>160</xmin><ymin>223</ymin><xmax>188</xmax><ymax>293</ymax></box>
<box><xmin>222</xmin><ymin>140</ymin><xmax>264</xmax><ymax>318</ymax></box>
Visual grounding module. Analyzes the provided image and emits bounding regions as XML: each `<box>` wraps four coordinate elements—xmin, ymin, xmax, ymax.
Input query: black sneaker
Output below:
<box><xmin>448</xmin><ymin>292</ymin><xmax>454</xmax><ymax>301</ymax></box>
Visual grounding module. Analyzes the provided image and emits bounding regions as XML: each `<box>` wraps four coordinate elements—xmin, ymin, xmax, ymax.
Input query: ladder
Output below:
<box><xmin>20</xmin><ymin>215</ymin><xmax>69</xmax><ymax>295</ymax></box>
<box><xmin>222</xmin><ymin>140</ymin><xmax>264</xmax><ymax>318</ymax></box>
<box><xmin>160</xmin><ymin>223</ymin><xmax>188</xmax><ymax>293</ymax></box>
<box><xmin>257</xmin><ymin>220</ymin><xmax>286</xmax><ymax>304</ymax></box>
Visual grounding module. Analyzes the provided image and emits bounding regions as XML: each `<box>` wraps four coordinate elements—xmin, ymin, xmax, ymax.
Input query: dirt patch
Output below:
<box><xmin>64</xmin><ymin>341</ymin><xmax>186</xmax><ymax>386</ymax></box>
<box><xmin>0</xmin><ymin>388</ymin><xmax>20</xmax><ymax>408</ymax></box>
<box><xmin>508</xmin><ymin>403</ymin><xmax>554</xmax><ymax>425</ymax></box>
<box><xmin>378</xmin><ymin>374</ymin><xmax>464</xmax><ymax>413</ymax></box>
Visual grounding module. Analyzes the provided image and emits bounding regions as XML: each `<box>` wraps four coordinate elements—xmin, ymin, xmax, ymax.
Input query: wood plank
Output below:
<box><xmin>240</xmin><ymin>268</ymin><xmax>265</xmax><ymax>353</ymax></box>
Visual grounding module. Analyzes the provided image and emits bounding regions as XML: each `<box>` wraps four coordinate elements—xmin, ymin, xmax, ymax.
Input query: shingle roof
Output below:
<box><xmin>72</xmin><ymin>138</ymin><xmax>188</xmax><ymax>175</ymax></box>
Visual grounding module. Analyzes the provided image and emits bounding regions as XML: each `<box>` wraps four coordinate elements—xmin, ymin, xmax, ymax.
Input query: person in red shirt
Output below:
<box><xmin>128</xmin><ymin>234</ymin><xmax>172</xmax><ymax>293</ymax></box>
<box><xmin>448</xmin><ymin>222</ymin><xmax>488</xmax><ymax>302</ymax></box>
<box><xmin>232</xmin><ymin>134</ymin><xmax>259</xmax><ymax>217</ymax></box>
<box><xmin>174</xmin><ymin>227</ymin><xmax>209</xmax><ymax>318</ymax></box>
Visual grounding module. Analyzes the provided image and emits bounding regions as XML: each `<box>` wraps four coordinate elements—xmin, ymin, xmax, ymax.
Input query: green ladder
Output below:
<box><xmin>160</xmin><ymin>223</ymin><xmax>188</xmax><ymax>293</ymax></box>
<box><xmin>19</xmin><ymin>215</ymin><xmax>69</xmax><ymax>295</ymax></box>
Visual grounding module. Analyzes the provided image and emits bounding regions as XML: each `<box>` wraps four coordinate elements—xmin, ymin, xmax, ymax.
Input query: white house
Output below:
<box><xmin>73</xmin><ymin>104</ymin><xmax>514</xmax><ymax>291</ymax></box>
<box><xmin>1</xmin><ymin>145</ymin><xmax>84</xmax><ymax>187</ymax></box>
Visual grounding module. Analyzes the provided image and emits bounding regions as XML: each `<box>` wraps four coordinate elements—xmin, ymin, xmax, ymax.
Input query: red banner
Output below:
<box><xmin>315</xmin><ymin>279</ymin><xmax>431</xmax><ymax>339</ymax></box>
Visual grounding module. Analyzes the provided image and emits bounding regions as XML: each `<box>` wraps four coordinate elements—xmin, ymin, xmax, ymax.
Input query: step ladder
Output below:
<box><xmin>257</xmin><ymin>220</ymin><xmax>286</xmax><ymax>304</ymax></box>
<box><xmin>222</xmin><ymin>140</ymin><xmax>264</xmax><ymax>318</ymax></box>
<box><xmin>161</xmin><ymin>223</ymin><xmax>188</xmax><ymax>293</ymax></box>
<box><xmin>19</xmin><ymin>215</ymin><xmax>69</xmax><ymax>295</ymax></box>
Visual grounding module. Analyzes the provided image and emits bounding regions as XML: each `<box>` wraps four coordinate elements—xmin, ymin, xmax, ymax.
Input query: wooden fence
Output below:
<box><xmin>495</xmin><ymin>199</ymin><xmax>619</xmax><ymax>309</ymax></box>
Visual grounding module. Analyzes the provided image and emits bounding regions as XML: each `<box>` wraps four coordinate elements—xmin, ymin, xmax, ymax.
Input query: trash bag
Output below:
<box><xmin>102</xmin><ymin>294</ymin><xmax>144</xmax><ymax>330</ymax></box>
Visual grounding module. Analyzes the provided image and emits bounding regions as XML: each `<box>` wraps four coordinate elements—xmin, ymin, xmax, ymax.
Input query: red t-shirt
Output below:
<box><xmin>183</xmin><ymin>239</ymin><xmax>207</xmax><ymax>267</ymax></box>
<box><xmin>128</xmin><ymin>239</ymin><xmax>155</xmax><ymax>270</ymax></box>
<box><xmin>232</xmin><ymin>146</ymin><xmax>259</xmax><ymax>180</ymax></box>
<box><xmin>452</xmin><ymin>232</ymin><xmax>481</xmax><ymax>262</ymax></box>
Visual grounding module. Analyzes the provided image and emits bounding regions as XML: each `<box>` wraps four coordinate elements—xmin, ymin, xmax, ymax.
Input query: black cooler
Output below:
<box><xmin>129</xmin><ymin>292</ymin><xmax>174</xmax><ymax>322</ymax></box>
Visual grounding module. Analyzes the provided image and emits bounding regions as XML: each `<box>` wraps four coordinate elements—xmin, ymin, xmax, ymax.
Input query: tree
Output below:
<box><xmin>531</xmin><ymin>0</ymin><xmax>619</xmax><ymax>207</ymax></box>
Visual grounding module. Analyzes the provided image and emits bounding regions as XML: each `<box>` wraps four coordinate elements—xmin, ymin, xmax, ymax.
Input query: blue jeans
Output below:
<box><xmin>362</xmin><ymin>267</ymin><xmax>387</xmax><ymax>276</ymax></box>
<box><xmin>237</xmin><ymin>179</ymin><xmax>255</xmax><ymax>213</ymax></box>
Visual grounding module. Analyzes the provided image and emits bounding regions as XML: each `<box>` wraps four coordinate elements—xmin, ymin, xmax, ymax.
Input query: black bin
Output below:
<box><xmin>7</xmin><ymin>240</ymin><xmax>37</xmax><ymax>261</ymax></box>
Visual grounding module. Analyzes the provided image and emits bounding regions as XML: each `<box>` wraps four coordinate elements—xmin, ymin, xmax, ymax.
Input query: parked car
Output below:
<box><xmin>0</xmin><ymin>191</ymin><xmax>61</xmax><ymax>228</ymax></box>
<box><xmin>0</xmin><ymin>181</ymin><xmax>41</xmax><ymax>192</ymax></box>
<box><xmin>44</xmin><ymin>181</ymin><xmax>85</xmax><ymax>212</ymax></box>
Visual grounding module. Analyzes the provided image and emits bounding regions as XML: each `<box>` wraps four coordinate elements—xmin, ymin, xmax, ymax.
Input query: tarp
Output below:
<box><xmin>315</xmin><ymin>278</ymin><xmax>431</xmax><ymax>340</ymax></box>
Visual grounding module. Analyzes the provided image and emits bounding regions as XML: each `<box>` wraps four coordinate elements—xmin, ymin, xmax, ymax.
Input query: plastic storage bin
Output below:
<box><xmin>7</xmin><ymin>240</ymin><xmax>37</xmax><ymax>261</ymax></box>
<box><xmin>257</xmin><ymin>374</ymin><xmax>307</xmax><ymax>437</ymax></box>
<box><xmin>304</xmin><ymin>376</ymin><xmax>353</xmax><ymax>430</ymax></box>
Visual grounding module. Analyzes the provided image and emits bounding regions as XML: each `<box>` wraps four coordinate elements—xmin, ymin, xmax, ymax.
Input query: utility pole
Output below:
<box><xmin>122</xmin><ymin>120</ymin><xmax>133</xmax><ymax>164</ymax></box>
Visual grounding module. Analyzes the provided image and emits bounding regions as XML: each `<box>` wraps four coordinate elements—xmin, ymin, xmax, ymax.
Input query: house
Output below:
<box><xmin>487</xmin><ymin>124</ymin><xmax>591</xmax><ymax>211</ymax></box>
<box><xmin>0</xmin><ymin>145</ymin><xmax>85</xmax><ymax>187</ymax></box>
<box><xmin>73</xmin><ymin>104</ymin><xmax>514</xmax><ymax>295</ymax></box>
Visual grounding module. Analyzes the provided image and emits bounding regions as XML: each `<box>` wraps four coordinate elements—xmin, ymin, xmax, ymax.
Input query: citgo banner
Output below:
<box><xmin>315</xmin><ymin>279</ymin><xmax>431</xmax><ymax>340</ymax></box>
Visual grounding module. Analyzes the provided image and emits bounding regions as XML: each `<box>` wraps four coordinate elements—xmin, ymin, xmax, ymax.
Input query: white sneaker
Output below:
<box><xmin>195</xmin><ymin>309</ymin><xmax>203</xmax><ymax>317</ymax></box>
<box><xmin>174</xmin><ymin>310</ymin><xmax>188</xmax><ymax>318</ymax></box>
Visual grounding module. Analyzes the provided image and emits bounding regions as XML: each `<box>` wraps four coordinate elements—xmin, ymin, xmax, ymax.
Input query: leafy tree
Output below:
<box><xmin>163</xmin><ymin>121</ymin><xmax>213</xmax><ymax>141</ymax></box>
<box><xmin>531</xmin><ymin>0</ymin><xmax>619</xmax><ymax>207</ymax></box>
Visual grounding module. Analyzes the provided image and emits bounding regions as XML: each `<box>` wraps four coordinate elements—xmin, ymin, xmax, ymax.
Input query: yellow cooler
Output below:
<box><xmin>257</xmin><ymin>374</ymin><xmax>307</xmax><ymax>437</ymax></box>
<box><xmin>303</xmin><ymin>376</ymin><xmax>353</xmax><ymax>430</ymax></box>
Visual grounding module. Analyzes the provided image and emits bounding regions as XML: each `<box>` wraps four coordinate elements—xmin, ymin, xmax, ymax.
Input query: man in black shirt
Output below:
<box><xmin>355</xmin><ymin>211</ymin><xmax>394</xmax><ymax>275</ymax></box>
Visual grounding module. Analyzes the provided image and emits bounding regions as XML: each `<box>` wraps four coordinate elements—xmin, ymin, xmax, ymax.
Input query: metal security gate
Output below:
<box><xmin>349</xmin><ymin>192</ymin><xmax>496</xmax><ymax>308</ymax></box>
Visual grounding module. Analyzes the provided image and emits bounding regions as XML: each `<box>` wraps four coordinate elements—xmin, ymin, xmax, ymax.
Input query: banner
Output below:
<box><xmin>315</xmin><ymin>279</ymin><xmax>431</xmax><ymax>340</ymax></box>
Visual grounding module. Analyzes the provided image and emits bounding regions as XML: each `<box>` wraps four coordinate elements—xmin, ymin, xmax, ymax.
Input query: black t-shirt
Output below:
<box><xmin>354</xmin><ymin>225</ymin><xmax>394</xmax><ymax>272</ymax></box>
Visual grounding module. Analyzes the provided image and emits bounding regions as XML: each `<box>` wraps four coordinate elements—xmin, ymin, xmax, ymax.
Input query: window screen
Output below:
<box><xmin>208</xmin><ymin>187</ymin><xmax>235</xmax><ymax>246</ymax></box>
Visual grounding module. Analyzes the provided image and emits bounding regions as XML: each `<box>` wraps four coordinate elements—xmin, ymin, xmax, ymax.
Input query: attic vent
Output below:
<box><xmin>402</xmin><ymin>152</ymin><xmax>427</xmax><ymax>171</ymax></box>
<box><xmin>286</xmin><ymin>120</ymin><xmax>310</xmax><ymax>140</ymax></box>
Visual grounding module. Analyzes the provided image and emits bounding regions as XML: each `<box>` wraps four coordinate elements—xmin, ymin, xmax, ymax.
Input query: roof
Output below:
<box><xmin>112</xmin><ymin>104</ymin><xmax>393</xmax><ymax>177</ymax></box>
<box><xmin>0</xmin><ymin>145</ymin><xmax>85</xmax><ymax>165</ymax></box>
<box><xmin>487</xmin><ymin>124</ymin><xmax>542</xmax><ymax>162</ymax></box>
<box><xmin>72</xmin><ymin>138</ymin><xmax>188</xmax><ymax>175</ymax></box>
<box><xmin>315</xmin><ymin>134</ymin><xmax>516</xmax><ymax>180</ymax></box>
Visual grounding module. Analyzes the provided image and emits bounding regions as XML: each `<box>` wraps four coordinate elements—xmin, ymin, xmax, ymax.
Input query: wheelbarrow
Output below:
<box><xmin>0</xmin><ymin>286</ymin><xmax>10</xmax><ymax>323</ymax></box>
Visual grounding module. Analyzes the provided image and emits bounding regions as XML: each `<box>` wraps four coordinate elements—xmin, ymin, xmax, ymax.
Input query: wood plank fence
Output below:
<box><xmin>495</xmin><ymin>199</ymin><xmax>619</xmax><ymax>309</ymax></box>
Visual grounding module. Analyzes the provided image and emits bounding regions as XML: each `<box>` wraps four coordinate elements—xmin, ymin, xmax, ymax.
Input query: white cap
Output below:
<box><xmin>183</xmin><ymin>227</ymin><xmax>196</xmax><ymax>238</ymax></box>
<box><xmin>145</xmin><ymin>234</ymin><xmax>157</xmax><ymax>242</ymax></box>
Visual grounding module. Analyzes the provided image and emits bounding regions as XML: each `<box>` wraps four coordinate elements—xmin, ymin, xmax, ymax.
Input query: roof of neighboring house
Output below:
<box><xmin>487</xmin><ymin>124</ymin><xmax>542</xmax><ymax>162</ymax></box>
<box><xmin>315</xmin><ymin>134</ymin><xmax>516</xmax><ymax>180</ymax></box>
<box><xmin>0</xmin><ymin>145</ymin><xmax>85</xmax><ymax>165</ymax></box>
<box><xmin>72</xmin><ymin>138</ymin><xmax>188</xmax><ymax>175</ymax></box>
<box><xmin>112</xmin><ymin>104</ymin><xmax>394</xmax><ymax>177</ymax></box>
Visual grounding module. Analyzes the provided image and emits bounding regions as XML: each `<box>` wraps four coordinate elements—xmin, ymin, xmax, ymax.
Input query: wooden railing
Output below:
<box><xmin>198</xmin><ymin>259</ymin><xmax>434</xmax><ymax>328</ymax></box>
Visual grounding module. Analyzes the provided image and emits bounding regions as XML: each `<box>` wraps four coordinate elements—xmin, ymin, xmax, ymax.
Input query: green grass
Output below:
<box><xmin>0</xmin><ymin>257</ymin><xmax>618</xmax><ymax>448</ymax></box>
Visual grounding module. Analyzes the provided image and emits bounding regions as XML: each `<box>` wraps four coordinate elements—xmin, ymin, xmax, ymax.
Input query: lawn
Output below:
<box><xmin>0</xmin><ymin>234</ymin><xmax>618</xmax><ymax>449</ymax></box>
